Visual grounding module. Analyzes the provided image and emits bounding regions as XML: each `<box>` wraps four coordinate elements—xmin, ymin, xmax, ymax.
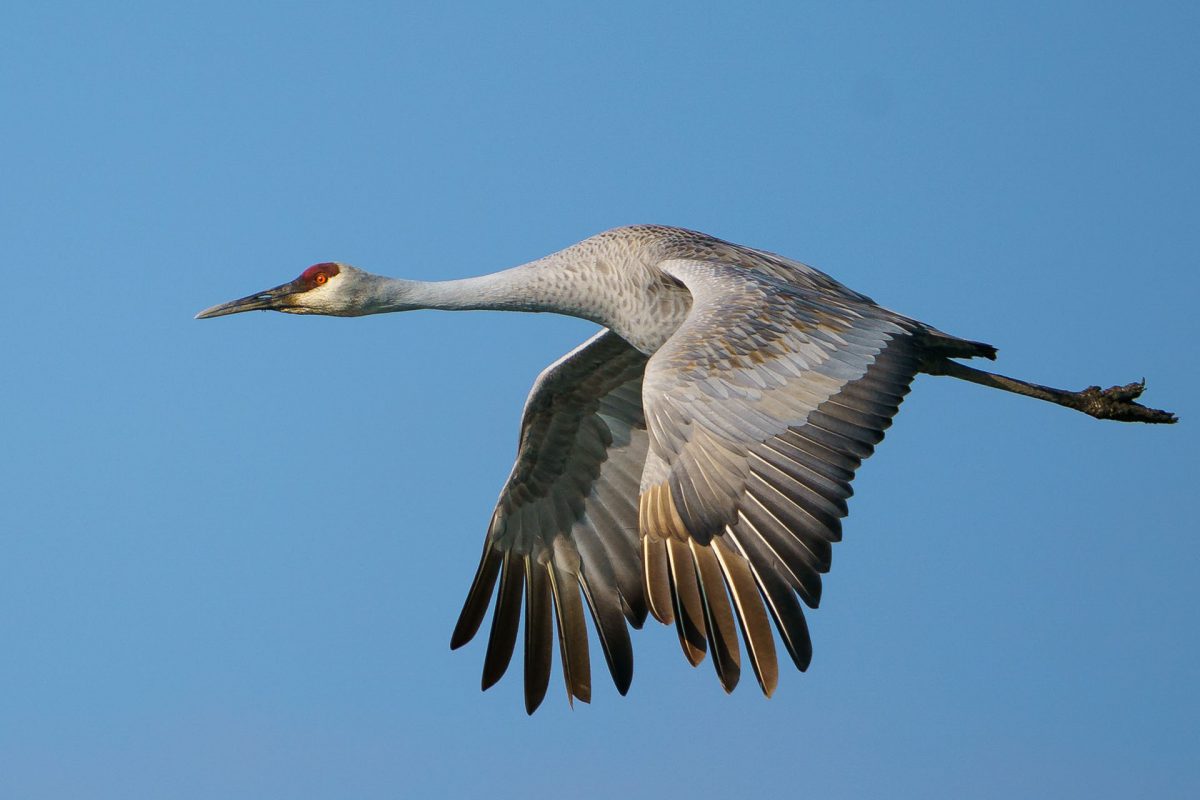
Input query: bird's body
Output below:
<box><xmin>198</xmin><ymin>225</ymin><xmax>1175</xmax><ymax>713</ymax></box>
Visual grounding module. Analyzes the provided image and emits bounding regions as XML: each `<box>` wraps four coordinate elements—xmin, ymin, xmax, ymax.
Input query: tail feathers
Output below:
<box><xmin>917</xmin><ymin>328</ymin><xmax>997</xmax><ymax>361</ymax></box>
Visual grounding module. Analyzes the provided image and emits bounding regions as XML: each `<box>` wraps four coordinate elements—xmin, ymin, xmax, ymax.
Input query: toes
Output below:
<box><xmin>1080</xmin><ymin>381</ymin><xmax>1175</xmax><ymax>423</ymax></box>
<box><xmin>1101</xmin><ymin>381</ymin><xmax>1146</xmax><ymax>402</ymax></box>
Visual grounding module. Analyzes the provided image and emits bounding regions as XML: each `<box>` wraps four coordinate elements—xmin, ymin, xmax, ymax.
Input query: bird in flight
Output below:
<box><xmin>197</xmin><ymin>225</ymin><xmax>1175</xmax><ymax>713</ymax></box>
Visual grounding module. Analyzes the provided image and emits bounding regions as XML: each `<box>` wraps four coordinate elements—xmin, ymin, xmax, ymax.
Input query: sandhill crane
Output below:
<box><xmin>197</xmin><ymin>225</ymin><xmax>1175</xmax><ymax>713</ymax></box>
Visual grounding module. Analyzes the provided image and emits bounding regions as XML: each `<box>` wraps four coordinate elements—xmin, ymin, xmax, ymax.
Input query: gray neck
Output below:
<box><xmin>352</xmin><ymin>234</ymin><xmax>686</xmax><ymax>355</ymax></box>
<box><xmin>370</xmin><ymin>258</ymin><xmax>602</xmax><ymax>319</ymax></box>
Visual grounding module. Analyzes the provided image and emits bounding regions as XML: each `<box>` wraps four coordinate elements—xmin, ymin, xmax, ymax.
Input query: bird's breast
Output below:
<box><xmin>605</xmin><ymin>275</ymin><xmax>692</xmax><ymax>355</ymax></box>
<box><xmin>529</xmin><ymin>241</ymin><xmax>693</xmax><ymax>355</ymax></box>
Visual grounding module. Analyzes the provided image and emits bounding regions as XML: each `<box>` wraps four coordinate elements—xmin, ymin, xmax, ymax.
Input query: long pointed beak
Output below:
<box><xmin>195</xmin><ymin>281</ymin><xmax>301</xmax><ymax>319</ymax></box>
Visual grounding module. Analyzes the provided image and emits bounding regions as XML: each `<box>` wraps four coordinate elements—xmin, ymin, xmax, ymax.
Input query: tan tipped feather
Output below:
<box><xmin>713</xmin><ymin>536</ymin><xmax>778</xmax><ymax>696</ymax></box>
<box><xmin>666</xmin><ymin>537</ymin><xmax>707</xmax><ymax>666</ymax></box>
<box><xmin>642</xmin><ymin>535</ymin><xmax>674</xmax><ymax>624</ymax></box>
<box><xmin>689</xmin><ymin>540</ymin><xmax>741</xmax><ymax>692</ymax></box>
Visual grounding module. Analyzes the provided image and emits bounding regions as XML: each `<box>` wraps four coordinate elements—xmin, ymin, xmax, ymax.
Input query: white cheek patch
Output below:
<box><xmin>295</xmin><ymin>276</ymin><xmax>347</xmax><ymax>314</ymax></box>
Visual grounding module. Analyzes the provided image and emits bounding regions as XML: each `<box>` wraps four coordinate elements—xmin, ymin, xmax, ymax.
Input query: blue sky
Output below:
<box><xmin>2</xmin><ymin>2</ymin><xmax>1197</xmax><ymax>797</ymax></box>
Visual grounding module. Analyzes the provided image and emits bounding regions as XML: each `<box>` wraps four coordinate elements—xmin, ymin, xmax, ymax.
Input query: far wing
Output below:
<box><xmin>638</xmin><ymin>259</ymin><xmax>923</xmax><ymax>695</ymax></box>
<box><xmin>450</xmin><ymin>330</ymin><xmax>650</xmax><ymax>713</ymax></box>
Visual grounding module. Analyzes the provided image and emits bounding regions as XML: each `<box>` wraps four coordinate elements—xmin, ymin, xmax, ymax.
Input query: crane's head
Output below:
<box><xmin>195</xmin><ymin>263</ymin><xmax>372</xmax><ymax>319</ymax></box>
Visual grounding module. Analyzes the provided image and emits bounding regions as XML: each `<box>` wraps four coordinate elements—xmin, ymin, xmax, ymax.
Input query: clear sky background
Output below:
<box><xmin>2</xmin><ymin>2</ymin><xmax>1197</xmax><ymax>798</ymax></box>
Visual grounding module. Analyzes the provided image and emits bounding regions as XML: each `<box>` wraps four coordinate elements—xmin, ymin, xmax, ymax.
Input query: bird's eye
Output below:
<box><xmin>315</xmin><ymin>272</ymin><xmax>328</xmax><ymax>285</ymax></box>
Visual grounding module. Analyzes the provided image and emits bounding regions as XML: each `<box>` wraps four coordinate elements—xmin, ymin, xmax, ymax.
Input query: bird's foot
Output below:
<box><xmin>1076</xmin><ymin>381</ymin><xmax>1178</xmax><ymax>424</ymax></box>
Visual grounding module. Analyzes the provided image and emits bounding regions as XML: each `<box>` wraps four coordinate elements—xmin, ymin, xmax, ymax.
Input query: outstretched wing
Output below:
<box><xmin>451</xmin><ymin>330</ymin><xmax>650</xmax><ymax>713</ymax></box>
<box><xmin>637</xmin><ymin>258</ymin><xmax>923</xmax><ymax>695</ymax></box>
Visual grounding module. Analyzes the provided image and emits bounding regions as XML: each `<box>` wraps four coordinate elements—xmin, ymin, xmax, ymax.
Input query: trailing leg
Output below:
<box><xmin>922</xmin><ymin>357</ymin><xmax>1177</xmax><ymax>424</ymax></box>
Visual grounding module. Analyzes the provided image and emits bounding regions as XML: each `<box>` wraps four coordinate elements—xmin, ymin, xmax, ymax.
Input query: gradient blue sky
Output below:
<box><xmin>3</xmin><ymin>3</ymin><xmax>1197</xmax><ymax>798</ymax></box>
